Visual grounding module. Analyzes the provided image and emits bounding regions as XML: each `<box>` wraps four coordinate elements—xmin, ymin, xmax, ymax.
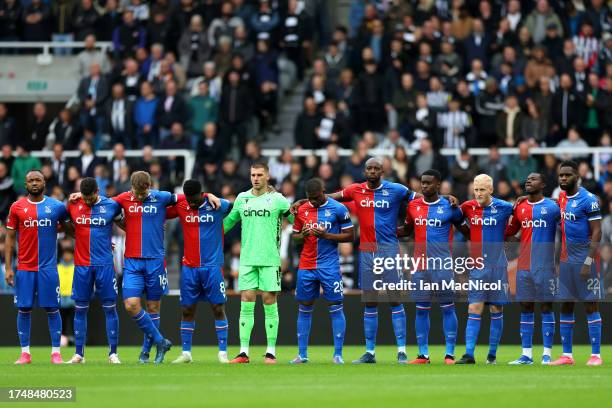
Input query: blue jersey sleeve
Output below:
<box><xmin>158</xmin><ymin>191</ymin><xmax>177</xmax><ymax>207</ymax></box>
<box><xmin>220</xmin><ymin>199</ymin><xmax>232</xmax><ymax>216</ymax></box>
<box><xmin>450</xmin><ymin>205</ymin><xmax>464</xmax><ymax>225</ymax></box>
<box><xmin>584</xmin><ymin>193</ymin><xmax>602</xmax><ymax>221</ymax></box>
<box><xmin>395</xmin><ymin>183</ymin><xmax>414</xmax><ymax>202</ymax></box>
<box><xmin>55</xmin><ymin>200</ymin><xmax>69</xmax><ymax>221</ymax></box>
<box><xmin>552</xmin><ymin>202</ymin><xmax>561</xmax><ymax>222</ymax></box>
<box><xmin>110</xmin><ymin>200</ymin><xmax>122</xmax><ymax>219</ymax></box>
<box><xmin>502</xmin><ymin>200</ymin><xmax>514</xmax><ymax>221</ymax></box>
<box><xmin>337</xmin><ymin>203</ymin><xmax>353</xmax><ymax>229</ymax></box>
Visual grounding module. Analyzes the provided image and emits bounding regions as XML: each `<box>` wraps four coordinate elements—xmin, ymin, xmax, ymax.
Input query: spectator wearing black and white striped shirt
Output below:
<box><xmin>438</xmin><ymin>98</ymin><xmax>471</xmax><ymax>149</ymax></box>
<box><xmin>573</xmin><ymin>21</ymin><xmax>600</xmax><ymax>69</ymax></box>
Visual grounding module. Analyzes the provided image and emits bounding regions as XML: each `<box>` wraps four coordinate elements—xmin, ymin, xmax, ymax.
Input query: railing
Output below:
<box><xmin>29</xmin><ymin>149</ymin><xmax>196</xmax><ymax>184</ymax></box>
<box><xmin>0</xmin><ymin>41</ymin><xmax>112</xmax><ymax>53</ymax></box>
<box><xmin>0</xmin><ymin>41</ymin><xmax>112</xmax><ymax>64</ymax></box>
<box><xmin>262</xmin><ymin>146</ymin><xmax>612</xmax><ymax>181</ymax></box>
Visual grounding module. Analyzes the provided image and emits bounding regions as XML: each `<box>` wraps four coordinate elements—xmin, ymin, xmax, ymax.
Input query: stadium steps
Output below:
<box><xmin>261</xmin><ymin>80</ymin><xmax>306</xmax><ymax>149</ymax></box>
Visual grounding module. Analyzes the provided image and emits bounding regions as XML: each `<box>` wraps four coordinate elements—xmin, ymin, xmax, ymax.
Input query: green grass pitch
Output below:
<box><xmin>0</xmin><ymin>345</ymin><xmax>609</xmax><ymax>407</ymax></box>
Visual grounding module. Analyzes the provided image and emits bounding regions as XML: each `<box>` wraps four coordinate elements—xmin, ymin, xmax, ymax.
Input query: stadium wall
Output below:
<box><xmin>1</xmin><ymin>295</ymin><xmax>610</xmax><ymax>346</ymax></box>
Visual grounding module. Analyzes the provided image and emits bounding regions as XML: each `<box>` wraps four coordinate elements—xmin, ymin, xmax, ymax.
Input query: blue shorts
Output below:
<box><xmin>72</xmin><ymin>265</ymin><xmax>118</xmax><ymax>302</ymax></box>
<box><xmin>558</xmin><ymin>262</ymin><xmax>601</xmax><ymax>301</ymax></box>
<box><xmin>411</xmin><ymin>269</ymin><xmax>454</xmax><ymax>303</ymax></box>
<box><xmin>122</xmin><ymin>258</ymin><xmax>168</xmax><ymax>301</ymax></box>
<box><xmin>296</xmin><ymin>268</ymin><xmax>343</xmax><ymax>302</ymax></box>
<box><xmin>468</xmin><ymin>266</ymin><xmax>509</xmax><ymax>305</ymax></box>
<box><xmin>14</xmin><ymin>269</ymin><xmax>60</xmax><ymax>308</ymax></box>
<box><xmin>359</xmin><ymin>250</ymin><xmax>403</xmax><ymax>291</ymax></box>
<box><xmin>516</xmin><ymin>268</ymin><xmax>557</xmax><ymax>302</ymax></box>
<box><xmin>180</xmin><ymin>265</ymin><xmax>226</xmax><ymax>306</ymax></box>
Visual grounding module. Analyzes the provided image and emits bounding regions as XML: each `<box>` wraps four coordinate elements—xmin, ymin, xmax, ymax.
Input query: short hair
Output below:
<box><xmin>80</xmin><ymin>177</ymin><xmax>98</xmax><ymax>195</ymax></box>
<box><xmin>474</xmin><ymin>174</ymin><xmax>494</xmax><ymax>187</ymax></box>
<box><xmin>559</xmin><ymin>160</ymin><xmax>578</xmax><ymax>173</ymax></box>
<box><xmin>251</xmin><ymin>162</ymin><xmax>269</xmax><ymax>172</ymax></box>
<box><xmin>532</xmin><ymin>172</ymin><xmax>546</xmax><ymax>183</ymax></box>
<box><xmin>421</xmin><ymin>169</ymin><xmax>442</xmax><ymax>182</ymax></box>
<box><xmin>130</xmin><ymin>171</ymin><xmax>151</xmax><ymax>191</ymax></box>
<box><xmin>305</xmin><ymin>178</ymin><xmax>324</xmax><ymax>195</ymax></box>
<box><xmin>183</xmin><ymin>179</ymin><xmax>202</xmax><ymax>196</ymax></box>
<box><xmin>25</xmin><ymin>169</ymin><xmax>44</xmax><ymax>178</ymax></box>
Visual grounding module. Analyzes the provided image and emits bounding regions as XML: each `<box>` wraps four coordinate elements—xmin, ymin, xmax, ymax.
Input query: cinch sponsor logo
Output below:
<box><xmin>76</xmin><ymin>216</ymin><xmax>107</xmax><ymax>225</ymax></box>
<box><xmin>470</xmin><ymin>217</ymin><xmax>497</xmax><ymax>226</ymax></box>
<box><xmin>415</xmin><ymin>217</ymin><xmax>442</xmax><ymax>227</ymax></box>
<box><xmin>24</xmin><ymin>218</ymin><xmax>51</xmax><ymax>227</ymax></box>
<box><xmin>561</xmin><ymin>211</ymin><xmax>576</xmax><ymax>221</ymax></box>
<box><xmin>521</xmin><ymin>219</ymin><xmax>547</xmax><ymax>228</ymax></box>
<box><xmin>305</xmin><ymin>220</ymin><xmax>332</xmax><ymax>230</ymax></box>
<box><xmin>185</xmin><ymin>214</ymin><xmax>214</xmax><ymax>223</ymax></box>
<box><xmin>360</xmin><ymin>198</ymin><xmax>390</xmax><ymax>208</ymax></box>
<box><xmin>243</xmin><ymin>208</ymin><xmax>270</xmax><ymax>217</ymax></box>
<box><xmin>128</xmin><ymin>204</ymin><xmax>158</xmax><ymax>213</ymax></box>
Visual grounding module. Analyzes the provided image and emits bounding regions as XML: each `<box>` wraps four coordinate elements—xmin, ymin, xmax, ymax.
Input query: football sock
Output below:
<box><xmin>520</xmin><ymin>312</ymin><xmax>534</xmax><ymax>357</ymax></box>
<box><xmin>142</xmin><ymin>312</ymin><xmax>160</xmax><ymax>353</ymax></box>
<box><xmin>180</xmin><ymin>321</ymin><xmax>195</xmax><ymax>353</ymax></box>
<box><xmin>74</xmin><ymin>302</ymin><xmax>89</xmax><ymax>357</ymax></box>
<box><xmin>441</xmin><ymin>302</ymin><xmax>458</xmax><ymax>356</ymax></box>
<box><xmin>488</xmin><ymin>312</ymin><xmax>503</xmax><ymax>357</ymax></box>
<box><xmin>102</xmin><ymin>301</ymin><xmax>119</xmax><ymax>355</ymax></box>
<box><xmin>215</xmin><ymin>320</ymin><xmax>228</xmax><ymax>353</ymax></box>
<box><xmin>391</xmin><ymin>305</ymin><xmax>406</xmax><ymax>352</ymax></box>
<box><xmin>363</xmin><ymin>306</ymin><xmax>378</xmax><ymax>354</ymax></box>
<box><xmin>587</xmin><ymin>312</ymin><xmax>602</xmax><ymax>355</ymax></box>
<box><xmin>329</xmin><ymin>304</ymin><xmax>345</xmax><ymax>357</ymax></box>
<box><xmin>133</xmin><ymin>310</ymin><xmax>163</xmax><ymax>345</ymax></box>
<box><xmin>45</xmin><ymin>308</ymin><xmax>62</xmax><ymax>350</ymax></box>
<box><xmin>465</xmin><ymin>313</ymin><xmax>482</xmax><ymax>357</ymax></box>
<box><xmin>17</xmin><ymin>308</ymin><xmax>31</xmax><ymax>352</ymax></box>
<box><xmin>297</xmin><ymin>304</ymin><xmax>313</xmax><ymax>359</ymax></box>
<box><xmin>415</xmin><ymin>303</ymin><xmax>431</xmax><ymax>357</ymax></box>
<box><xmin>239</xmin><ymin>301</ymin><xmax>255</xmax><ymax>355</ymax></box>
<box><xmin>541</xmin><ymin>312</ymin><xmax>555</xmax><ymax>356</ymax></box>
<box><xmin>560</xmin><ymin>313</ymin><xmax>574</xmax><ymax>356</ymax></box>
<box><xmin>264</xmin><ymin>303</ymin><xmax>279</xmax><ymax>355</ymax></box>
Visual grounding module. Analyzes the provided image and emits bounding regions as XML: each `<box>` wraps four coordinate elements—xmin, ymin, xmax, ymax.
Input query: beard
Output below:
<box><xmin>26</xmin><ymin>186</ymin><xmax>43</xmax><ymax>196</ymax></box>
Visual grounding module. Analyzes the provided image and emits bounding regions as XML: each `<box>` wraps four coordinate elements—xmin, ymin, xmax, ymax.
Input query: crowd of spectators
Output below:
<box><xmin>1</xmin><ymin>0</ymin><xmax>612</xmax><ymax>294</ymax></box>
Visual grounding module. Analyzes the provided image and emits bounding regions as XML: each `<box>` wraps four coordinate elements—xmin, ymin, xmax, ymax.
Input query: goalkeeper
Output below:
<box><xmin>223</xmin><ymin>162</ymin><xmax>293</xmax><ymax>364</ymax></box>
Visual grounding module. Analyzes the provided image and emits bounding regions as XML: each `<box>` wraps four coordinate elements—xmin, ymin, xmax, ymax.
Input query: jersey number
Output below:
<box><xmin>587</xmin><ymin>278</ymin><xmax>600</xmax><ymax>294</ymax></box>
<box><xmin>159</xmin><ymin>275</ymin><xmax>168</xmax><ymax>289</ymax></box>
<box><xmin>333</xmin><ymin>281</ymin><xmax>344</xmax><ymax>294</ymax></box>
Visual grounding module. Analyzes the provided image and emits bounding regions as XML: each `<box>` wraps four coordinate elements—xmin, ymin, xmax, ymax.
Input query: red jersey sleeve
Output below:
<box><xmin>340</xmin><ymin>184</ymin><xmax>356</xmax><ymax>201</ymax></box>
<box><xmin>505</xmin><ymin>207</ymin><xmax>521</xmax><ymax>237</ymax></box>
<box><xmin>292</xmin><ymin>206</ymin><xmax>305</xmax><ymax>233</ymax></box>
<box><xmin>6</xmin><ymin>202</ymin><xmax>19</xmax><ymax>229</ymax></box>
<box><xmin>166</xmin><ymin>205</ymin><xmax>179</xmax><ymax>219</ymax></box>
<box><xmin>404</xmin><ymin>202</ymin><xmax>414</xmax><ymax>225</ymax></box>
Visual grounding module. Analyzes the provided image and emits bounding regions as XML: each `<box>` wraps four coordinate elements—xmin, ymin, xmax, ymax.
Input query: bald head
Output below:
<box><xmin>365</xmin><ymin>157</ymin><xmax>383</xmax><ymax>168</ymax></box>
<box><xmin>364</xmin><ymin>157</ymin><xmax>384</xmax><ymax>186</ymax></box>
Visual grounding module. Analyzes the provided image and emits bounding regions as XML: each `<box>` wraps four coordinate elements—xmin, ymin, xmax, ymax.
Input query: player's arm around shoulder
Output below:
<box><xmin>454</xmin><ymin>200</ymin><xmax>471</xmax><ymax>239</ymax></box>
<box><xmin>54</xmin><ymin>198</ymin><xmax>73</xmax><ymax>236</ymax></box>
<box><xmin>276</xmin><ymin>192</ymin><xmax>295</xmax><ymax>223</ymax></box>
<box><xmin>222</xmin><ymin>193</ymin><xmax>243</xmax><ymax>232</ymax></box>
<box><xmin>220</xmin><ymin>198</ymin><xmax>233</xmax><ymax>217</ymax></box>
<box><xmin>397</xmin><ymin>199</ymin><xmax>415</xmax><ymax>237</ymax></box>
<box><xmin>291</xmin><ymin>204</ymin><xmax>307</xmax><ymax>242</ymax></box>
